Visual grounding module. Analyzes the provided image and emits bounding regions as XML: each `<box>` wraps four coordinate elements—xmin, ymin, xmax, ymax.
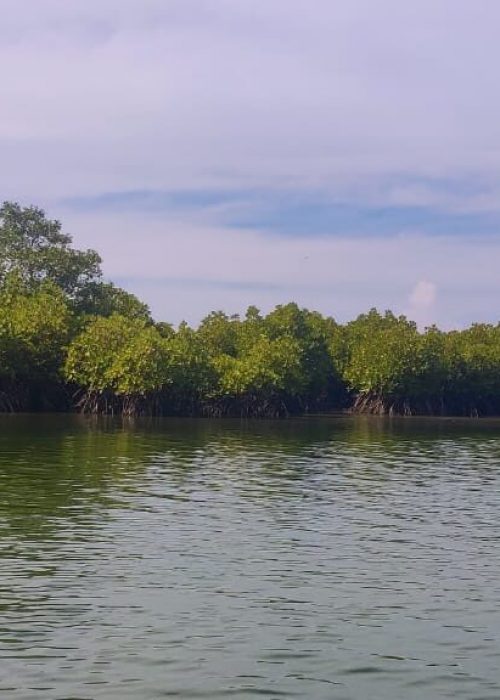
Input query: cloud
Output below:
<box><xmin>1</xmin><ymin>1</ymin><xmax>500</xmax><ymax>327</ymax></box>
<box><xmin>407</xmin><ymin>280</ymin><xmax>437</xmax><ymax>328</ymax></box>
<box><xmin>409</xmin><ymin>281</ymin><xmax>437</xmax><ymax>308</ymax></box>
<box><xmin>62</xmin><ymin>188</ymin><xmax>500</xmax><ymax>236</ymax></box>
<box><xmin>2</xmin><ymin>0</ymin><xmax>500</xmax><ymax>200</ymax></box>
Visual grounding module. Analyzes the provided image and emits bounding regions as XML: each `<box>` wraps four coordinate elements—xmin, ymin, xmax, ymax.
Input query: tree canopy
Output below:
<box><xmin>0</xmin><ymin>202</ymin><xmax>101</xmax><ymax>297</ymax></box>
<box><xmin>1</xmin><ymin>201</ymin><xmax>500</xmax><ymax>417</ymax></box>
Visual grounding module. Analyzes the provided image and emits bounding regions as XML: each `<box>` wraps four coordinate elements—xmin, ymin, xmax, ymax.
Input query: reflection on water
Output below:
<box><xmin>0</xmin><ymin>415</ymin><xmax>499</xmax><ymax>699</ymax></box>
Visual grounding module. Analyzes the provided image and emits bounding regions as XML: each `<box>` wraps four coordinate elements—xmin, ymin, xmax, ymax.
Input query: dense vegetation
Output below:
<box><xmin>1</xmin><ymin>202</ymin><xmax>499</xmax><ymax>417</ymax></box>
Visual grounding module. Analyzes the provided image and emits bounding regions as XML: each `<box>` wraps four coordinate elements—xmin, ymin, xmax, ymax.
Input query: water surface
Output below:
<box><xmin>0</xmin><ymin>415</ymin><xmax>499</xmax><ymax>699</ymax></box>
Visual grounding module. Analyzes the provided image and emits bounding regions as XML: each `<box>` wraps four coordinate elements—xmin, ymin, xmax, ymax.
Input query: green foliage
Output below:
<box><xmin>197</xmin><ymin>311</ymin><xmax>240</xmax><ymax>356</ymax></box>
<box><xmin>0</xmin><ymin>277</ymin><xmax>71</xmax><ymax>378</ymax></box>
<box><xmin>438</xmin><ymin>324</ymin><xmax>500</xmax><ymax>413</ymax></box>
<box><xmin>212</xmin><ymin>335</ymin><xmax>304</xmax><ymax>415</ymax></box>
<box><xmin>192</xmin><ymin>303</ymin><xmax>342</xmax><ymax>415</ymax></box>
<box><xmin>65</xmin><ymin>315</ymin><xmax>167</xmax><ymax>413</ymax></box>
<box><xmin>2</xmin><ymin>201</ymin><xmax>500</xmax><ymax>418</ymax></box>
<box><xmin>73</xmin><ymin>281</ymin><xmax>151</xmax><ymax>321</ymax></box>
<box><xmin>341</xmin><ymin>310</ymin><xmax>422</xmax><ymax>412</ymax></box>
<box><xmin>57</xmin><ymin>303</ymin><xmax>500</xmax><ymax>417</ymax></box>
<box><xmin>0</xmin><ymin>276</ymin><xmax>72</xmax><ymax>409</ymax></box>
<box><xmin>0</xmin><ymin>202</ymin><xmax>101</xmax><ymax>297</ymax></box>
<box><xmin>263</xmin><ymin>303</ymin><xmax>342</xmax><ymax>407</ymax></box>
<box><xmin>162</xmin><ymin>325</ymin><xmax>217</xmax><ymax>412</ymax></box>
<box><xmin>155</xmin><ymin>321</ymin><xmax>175</xmax><ymax>339</ymax></box>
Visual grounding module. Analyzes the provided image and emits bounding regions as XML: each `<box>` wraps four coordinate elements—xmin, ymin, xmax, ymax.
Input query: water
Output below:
<box><xmin>0</xmin><ymin>415</ymin><xmax>499</xmax><ymax>699</ymax></box>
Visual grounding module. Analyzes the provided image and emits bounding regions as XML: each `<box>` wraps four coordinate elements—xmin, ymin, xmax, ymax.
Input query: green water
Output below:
<box><xmin>0</xmin><ymin>415</ymin><xmax>499</xmax><ymax>699</ymax></box>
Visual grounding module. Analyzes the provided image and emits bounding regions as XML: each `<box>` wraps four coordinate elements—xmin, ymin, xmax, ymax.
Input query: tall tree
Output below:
<box><xmin>0</xmin><ymin>201</ymin><xmax>102</xmax><ymax>297</ymax></box>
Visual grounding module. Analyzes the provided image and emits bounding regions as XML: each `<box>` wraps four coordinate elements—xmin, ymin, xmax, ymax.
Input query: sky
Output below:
<box><xmin>1</xmin><ymin>0</ymin><xmax>500</xmax><ymax>327</ymax></box>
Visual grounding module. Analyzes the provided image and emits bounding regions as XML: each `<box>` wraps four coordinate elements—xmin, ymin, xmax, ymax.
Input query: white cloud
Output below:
<box><xmin>1</xmin><ymin>0</ymin><xmax>500</xmax><ymax>326</ymax></box>
<box><xmin>409</xmin><ymin>280</ymin><xmax>436</xmax><ymax>308</ymax></box>
<box><xmin>407</xmin><ymin>280</ymin><xmax>437</xmax><ymax>328</ymax></box>
<box><xmin>1</xmin><ymin>0</ymin><xmax>500</xmax><ymax>200</ymax></box>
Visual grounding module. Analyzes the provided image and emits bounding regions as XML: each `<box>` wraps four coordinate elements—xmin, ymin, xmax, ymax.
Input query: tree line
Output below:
<box><xmin>1</xmin><ymin>201</ymin><xmax>499</xmax><ymax>417</ymax></box>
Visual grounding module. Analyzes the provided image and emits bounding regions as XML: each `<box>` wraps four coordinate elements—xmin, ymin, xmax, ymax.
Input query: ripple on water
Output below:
<box><xmin>0</xmin><ymin>415</ymin><xmax>499</xmax><ymax>699</ymax></box>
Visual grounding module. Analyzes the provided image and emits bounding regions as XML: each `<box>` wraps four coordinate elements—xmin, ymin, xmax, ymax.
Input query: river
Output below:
<box><xmin>0</xmin><ymin>414</ymin><xmax>499</xmax><ymax>699</ymax></box>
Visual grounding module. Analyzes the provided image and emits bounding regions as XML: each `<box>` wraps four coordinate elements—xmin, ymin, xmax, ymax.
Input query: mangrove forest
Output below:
<box><xmin>1</xmin><ymin>201</ymin><xmax>499</xmax><ymax>418</ymax></box>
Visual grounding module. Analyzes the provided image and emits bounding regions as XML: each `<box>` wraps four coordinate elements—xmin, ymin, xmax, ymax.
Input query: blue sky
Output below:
<box><xmin>65</xmin><ymin>185</ymin><xmax>500</xmax><ymax>237</ymax></box>
<box><xmin>1</xmin><ymin>0</ymin><xmax>500</xmax><ymax>327</ymax></box>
